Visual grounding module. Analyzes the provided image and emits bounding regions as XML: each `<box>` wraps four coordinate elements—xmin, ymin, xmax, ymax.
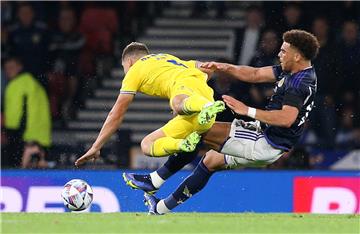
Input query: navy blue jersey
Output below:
<box><xmin>263</xmin><ymin>65</ymin><xmax>317</xmax><ymax>151</ymax></box>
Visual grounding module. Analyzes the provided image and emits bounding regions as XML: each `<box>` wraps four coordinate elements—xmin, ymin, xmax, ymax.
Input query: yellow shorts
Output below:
<box><xmin>169</xmin><ymin>75</ymin><xmax>214</xmax><ymax>109</ymax></box>
<box><xmin>163</xmin><ymin>74</ymin><xmax>216</xmax><ymax>139</ymax></box>
<box><xmin>161</xmin><ymin>114</ymin><xmax>215</xmax><ymax>139</ymax></box>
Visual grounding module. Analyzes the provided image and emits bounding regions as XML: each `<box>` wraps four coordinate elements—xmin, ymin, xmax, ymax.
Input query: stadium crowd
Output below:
<box><xmin>1</xmin><ymin>1</ymin><xmax>359</xmax><ymax>169</ymax></box>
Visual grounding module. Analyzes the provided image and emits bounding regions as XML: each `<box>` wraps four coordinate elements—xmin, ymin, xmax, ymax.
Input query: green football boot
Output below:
<box><xmin>198</xmin><ymin>100</ymin><xmax>226</xmax><ymax>125</ymax></box>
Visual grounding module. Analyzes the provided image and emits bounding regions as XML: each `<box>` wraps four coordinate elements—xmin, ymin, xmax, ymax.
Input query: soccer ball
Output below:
<box><xmin>61</xmin><ymin>179</ymin><xmax>93</xmax><ymax>211</ymax></box>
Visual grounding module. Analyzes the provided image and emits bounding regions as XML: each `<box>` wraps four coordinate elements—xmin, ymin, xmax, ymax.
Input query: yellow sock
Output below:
<box><xmin>182</xmin><ymin>94</ymin><xmax>211</xmax><ymax>114</ymax></box>
<box><xmin>150</xmin><ymin>137</ymin><xmax>182</xmax><ymax>157</ymax></box>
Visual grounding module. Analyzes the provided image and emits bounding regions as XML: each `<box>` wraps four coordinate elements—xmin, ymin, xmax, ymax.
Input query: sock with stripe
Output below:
<box><xmin>158</xmin><ymin>159</ymin><xmax>213</xmax><ymax>213</ymax></box>
<box><xmin>182</xmin><ymin>94</ymin><xmax>212</xmax><ymax>115</ymax></box>
<box><xmin>150</xmin><ymin>137</ymin><xmax>183</xmax><ymax>157</ymax></box>
<box><xmin>156</xmin><ymin>147</ymin><xmax>199</xmax><ymax>181</ymax></box>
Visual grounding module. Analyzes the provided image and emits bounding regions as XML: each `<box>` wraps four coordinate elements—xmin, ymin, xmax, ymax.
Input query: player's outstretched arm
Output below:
<box><xmin>75</xmin><ymin>93</ymin><xmax>134</xmax><ymax>166</ymax></box>
<box><xmin>223</xmin><ymin>95</ymin><xmax>298</xmax><ymax>128</ymax></box>
<box><xmin>201</xmin><ymin>62</ymin><xmax>277</xmax><ymax>83</ymax></box>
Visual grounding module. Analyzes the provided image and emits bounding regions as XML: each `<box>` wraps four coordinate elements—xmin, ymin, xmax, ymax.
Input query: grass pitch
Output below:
<box><xmin>1</xmin><ymin>213</ymin><xmax>359</xmax><ymax>234</ymax></box>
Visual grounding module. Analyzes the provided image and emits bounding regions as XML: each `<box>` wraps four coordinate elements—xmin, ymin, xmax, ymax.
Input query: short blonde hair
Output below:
<box><xmin>122</xmin><ymin>42</ymin><xmax>149</xmax><ymax>61</ymax></box>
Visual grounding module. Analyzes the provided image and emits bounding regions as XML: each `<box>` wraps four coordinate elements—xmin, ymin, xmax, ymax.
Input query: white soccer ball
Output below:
<box><xmin>61</xmin><ymin>179</ymin><xmax>93</xmax><ymax>211</ymax></box>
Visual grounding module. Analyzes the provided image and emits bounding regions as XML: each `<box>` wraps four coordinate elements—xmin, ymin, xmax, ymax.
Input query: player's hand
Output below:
<box><xmin>196</xmin><ymin>61</ymin><xmax>214</xmax><ymax>78</ymax></box>
<box><xmin>222</xmin><ymin>95</ymin><xmax>248</xmax><ymax>116</ymax></box>
<box><xmin>75</xmin><ymin>147</ymin><xmax>101</xmax><ymax>167</ymax></box>
<box><xmin>199</xmin><ymin>67</ymin><xmax>214</xmax><ymax>78</ymax></box>
<box><xmin>200</xmin><ymin>62</ymin><xmax>226</xmax><ymax>72</ymax></box>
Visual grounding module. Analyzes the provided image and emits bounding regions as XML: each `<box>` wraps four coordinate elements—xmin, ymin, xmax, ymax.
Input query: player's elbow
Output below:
<box><xmin>280</xmin><ymin>118</ymin><xmax>296</xmax><ymax>128</ymax></box>
<box><xmin>277</xmin><ymin>108</ymin><xmax>298</xmax><ymax>128</ymax></box>
<box><xmin>281</xmin><ymin>121</ymin><xmax>292</xmax><ymax>128</ymax></box>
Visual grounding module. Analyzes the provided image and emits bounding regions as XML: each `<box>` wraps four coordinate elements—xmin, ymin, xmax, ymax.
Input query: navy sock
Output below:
<box><xmin>156</xmin><ymin>147</ymin><xmax>199</xmax><ymax>180</ymax></box>
<box><xmin>163</xmin><ymin>159</ymin><xmax>213</xmax><ymax>210</ymax></box>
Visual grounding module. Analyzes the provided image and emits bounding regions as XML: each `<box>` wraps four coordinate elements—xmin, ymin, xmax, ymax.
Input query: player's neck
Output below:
<box><xmin>291</xmin><ymin>60</ymin><xmax>312</xmax><ymax>74</ymax></box>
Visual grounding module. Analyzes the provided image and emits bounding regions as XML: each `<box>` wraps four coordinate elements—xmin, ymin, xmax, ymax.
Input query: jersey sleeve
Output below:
<box><xmin>272</xmin><ymin>65</ymin><xmax>283</xmax><ymax>81</ymax></box>
<box><xmin>120</xmin><ymin>68</ymin><xmax>140</xmax><ymax>95</ymax></box>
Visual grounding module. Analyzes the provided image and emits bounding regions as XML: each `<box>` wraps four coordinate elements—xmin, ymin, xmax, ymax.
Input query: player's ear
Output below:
<box><xmin>294</xmin><ymin>52</ymin><xmax>302</xmax><ymax>62</ymax></box>
<box><xmin>129</xmin><ymin>57</ymin><xmax>136</xmax><ymax>67</ymax></box>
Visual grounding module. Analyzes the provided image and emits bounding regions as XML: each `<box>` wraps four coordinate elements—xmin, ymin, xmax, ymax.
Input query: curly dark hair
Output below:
<box><xmin>283</xmin><ymin>30</ymin><xmax>320</xmax><ymax>61</ymax></box>
<box><xmin>122</xmin><ymin>42</ymin><xmax>149</xmax><ymax>61</ymax></box>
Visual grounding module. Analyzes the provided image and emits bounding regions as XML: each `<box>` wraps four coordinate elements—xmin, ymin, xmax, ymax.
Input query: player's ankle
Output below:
<box><xmin>156</xmin><ymin>199</ymin><xmax>171</xmax><ymax>214</ymax></box>
<box><xmin>150</xmin><ymin>171</ymin><xmax>165</xmax><ymax>189</ymax></box>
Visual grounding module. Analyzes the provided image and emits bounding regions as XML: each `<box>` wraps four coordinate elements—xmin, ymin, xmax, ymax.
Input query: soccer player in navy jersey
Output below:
<box><xmin>124</xmin><ymin>29</ymin><xmax>320</xmax><ymax>214</ymax></box>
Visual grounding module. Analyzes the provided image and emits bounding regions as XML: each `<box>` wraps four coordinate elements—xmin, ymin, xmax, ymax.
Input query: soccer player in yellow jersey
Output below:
<box><xmin>75</xmin><ymin>42</ymin><xmax>225</xmax><ymax>166</ymax></box>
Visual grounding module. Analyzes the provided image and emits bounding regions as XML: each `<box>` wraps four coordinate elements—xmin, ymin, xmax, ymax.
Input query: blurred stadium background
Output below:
<box><xmin>1</xmin><ymin>1</ymin><xmax>360</xmax><ymax>217</ymax></box>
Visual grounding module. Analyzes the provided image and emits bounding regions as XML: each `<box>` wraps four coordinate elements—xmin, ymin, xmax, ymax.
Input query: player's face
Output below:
<box><xmin>278</xmin><ymin>42</ymin><xmax>296</xmax><ymax>73</ymax></box>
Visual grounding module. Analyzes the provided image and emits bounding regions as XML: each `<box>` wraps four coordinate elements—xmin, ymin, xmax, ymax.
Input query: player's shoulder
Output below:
<box><xmin>287</xmin><ymin>67</ymin><xmax>316</xmax><ymax>89</ymax></box>
<box><xmin>124</xmin><ymin>62</ymin><xmax>142</xmax><ymax>80</ymax></box>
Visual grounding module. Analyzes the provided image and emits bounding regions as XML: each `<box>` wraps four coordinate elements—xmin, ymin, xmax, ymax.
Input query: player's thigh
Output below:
<box><xmin>223</xmin><ymin>137</ymin><xmax>284</xmax><ymax>169</ymax></box>
<box><xmin>252</xmin><ymin>138</ymin><xmax>284</xmax><ymax>163</ymax></box>
<box><xmin>202</xmin><ymin>122</ymin><xmax>231</xmax><ymax>151</ymax></box>
<box><xmin>141</xmin><ymin>128</ymin><xmax>167</xmax><ymax>153</ymax></box>
<box><xmin>221</xmin><ymin>136</ymin><xmax>261</xmax><ymax>168</ymax></box>
<box><xmin>224</xmin><ymin>154</ymin><xmax>260</xmax><ymax>169</ymax></box>
<box><xmin>170</xmin><ymin>76</ymin><xmax>214</xmax><ymax>105</ymax></box>
<box><xmin>160</xmin><ymin>110</ymin><xmax>219</xmax><ymax>140</ymax></box>
<box><xmin>161</xmin><ymin>115</ymin><xmax>195</xmax><ymax>139</ymax></box>
<box><xmin>170</xmin><ymin>94</ymin><xmax>189</xmax><ymax>113</ymax></box>
<box><xmin>142</xmin><ymin>128</ymin><xmax>166</xmax><ymax>143</ymax></box>
<box><xmin>169</xmin><ymin>80</ymin><xmax>195</xmax><ymax>110</ymax></box>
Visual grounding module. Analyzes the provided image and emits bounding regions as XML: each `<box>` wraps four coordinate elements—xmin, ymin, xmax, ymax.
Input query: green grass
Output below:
<box><xmin>1</xmin><ymin>213</ymin><xmax>359</xmax><ymax>234</ymax></box>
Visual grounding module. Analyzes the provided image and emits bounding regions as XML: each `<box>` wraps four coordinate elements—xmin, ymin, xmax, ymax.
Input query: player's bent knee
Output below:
<box><xmin>171</xmin><ymin>94</ymin><xmax>188</xmax><ymax>114</ymax></box>
<box><xmin>140</xmin><ymin>138</ymin><xmax>152</xmax><ymax>156</ymax></box>
<box><xmin>203</xmin><ymin>150</ymin><xmax>225</xmax><ymax>171</ymax></box>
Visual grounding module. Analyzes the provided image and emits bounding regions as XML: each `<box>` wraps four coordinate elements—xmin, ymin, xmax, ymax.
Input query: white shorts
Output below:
<box><xmin>220</xmin><ymin>120</ymin><xmax>284</xmax><ymax>169</ymax></box>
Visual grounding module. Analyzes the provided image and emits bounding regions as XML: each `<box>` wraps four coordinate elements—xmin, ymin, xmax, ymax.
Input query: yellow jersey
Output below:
<box><xmin>120</xmin><ymin>54</ymin><xmax>207</xmax><ymax>98</ymax></box>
